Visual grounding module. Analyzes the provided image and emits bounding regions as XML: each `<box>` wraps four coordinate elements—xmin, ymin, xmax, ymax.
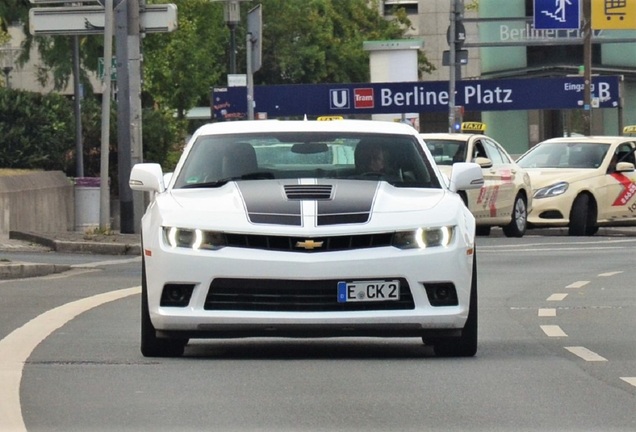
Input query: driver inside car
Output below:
<box><xmin>355</xmin><ymin>141</ymin><xmax>387</xmax><ymax>174</ymax></box>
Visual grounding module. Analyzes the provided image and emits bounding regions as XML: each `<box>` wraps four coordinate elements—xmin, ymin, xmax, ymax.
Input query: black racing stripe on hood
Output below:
<box><xmin>236</xmin><ymin>181</ymin><xmax>302</xmax><ymax>226</ymax></box>
<box><xmin>316</xmin><ymin>180</ymin><xmax>378</xmax><ymax>226</ymax></box>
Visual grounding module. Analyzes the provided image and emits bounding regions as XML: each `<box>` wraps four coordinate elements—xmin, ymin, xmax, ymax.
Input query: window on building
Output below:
<box><xmin>384</xmin><ymin>0</ymin><xmax>418</xmax><ymax>15</ymax></box>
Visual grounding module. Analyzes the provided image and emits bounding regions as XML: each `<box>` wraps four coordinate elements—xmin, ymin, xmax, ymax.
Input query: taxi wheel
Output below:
<box><xmin>502</xmin><ymin>194</ymin><xmax>527</xmax><ymax>238</ymax></box>
<box><xmin>568</xmin><ymin>194</ymin><xmax>598</xmax><ymax>236</ymax></box>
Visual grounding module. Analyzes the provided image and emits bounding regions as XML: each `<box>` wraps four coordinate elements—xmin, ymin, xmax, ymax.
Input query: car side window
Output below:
<box><xmin>482</xmin><ymin>139</ymin><xmax>508</xmax><ymax>165</ymax></box>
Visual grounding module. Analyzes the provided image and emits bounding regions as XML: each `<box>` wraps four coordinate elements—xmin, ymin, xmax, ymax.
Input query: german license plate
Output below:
<box><xmin>337</xmin><ymin>280</ymin><xmax>400</xmax><ymax>303</ymax></box>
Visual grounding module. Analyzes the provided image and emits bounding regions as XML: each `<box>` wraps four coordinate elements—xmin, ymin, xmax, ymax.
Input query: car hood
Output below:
<box><xmin>155</xmin><ymin>179</ymin><xmax>457</xmax><ymax>233</ymax></box>
<box><xmin>523</xmin><ymin>168</ymin><xmax>600</xmax><ymax>189</ymax></box>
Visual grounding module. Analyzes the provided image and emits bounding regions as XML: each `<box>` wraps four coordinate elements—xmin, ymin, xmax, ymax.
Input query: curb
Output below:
<box><xmin>10</xmin><ymin>231</ymin><xmax>141</xmax><ymax>256</ymax></box>
<box><xmin>0</xmin><ymin>262</ymin><xmax>71</xmax><ymax>280</ymax></box>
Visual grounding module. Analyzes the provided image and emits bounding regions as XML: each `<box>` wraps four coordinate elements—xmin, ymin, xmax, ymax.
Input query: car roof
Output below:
<box><xmin>192</xmin><ymin>119</ymin><xmax>420</xmax><ymax>137</ymax></box>
<box><xmin>539</xmin><ymin>136</ymin><xmax>636</xmax><ymax>145</ymax></box>
<box><xmin>420</xmin><ymin>133</ymin><xmax>485</xmax><ymax>141</ymax></box>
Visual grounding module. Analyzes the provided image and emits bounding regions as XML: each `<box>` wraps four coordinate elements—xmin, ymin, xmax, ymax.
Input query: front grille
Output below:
<box><xmin>224</xmin><ymin>233</ymin><xmax>393</xmax><ymax>252</ymax></box>
<box><xmin>285</xmin><ymin>184</ymin><xmax>333</xmax><ymax>200</ymax></box>
<box><xmin>204</xmin><ymin>278</ymin><xmax>415</xmax><ymax>312</ymax></box>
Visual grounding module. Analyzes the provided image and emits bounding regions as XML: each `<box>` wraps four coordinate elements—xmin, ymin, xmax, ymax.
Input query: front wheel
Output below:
<box><xmin>431</xmin><ymin>252</ymin><xmax>478</xmax><ymax>357</ymax></box>
<box><xmin>569</xmin><ymin>194</ymin><xmax>597</xmax><ymax>236</ymax></box>
<box><xmin>141</xmin><ymin>258</ymin><xmax>188</xmax><ymax>358</ymax></box>
<box><xmin>502</xmin><ymin>194</ymin><xmax>527</xmax><ymax>238</ymax></box>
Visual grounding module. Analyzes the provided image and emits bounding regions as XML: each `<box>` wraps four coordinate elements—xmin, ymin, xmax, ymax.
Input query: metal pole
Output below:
<box><xmin>130</xmin><ymin>0</ymin><xmax>145</xmax><ymax>234</ymax></box>
<box><xmin>100</xmin><ymin>0</ymin><xmax>114</xmax><ymax>230</ymax></box>
<box><xmin>448</xmin><ymin>0</ymin><xmax>457</xmax><ymax>133</ymax></box>
<box><xmin>73</xmin><ymin>36</ymin><xmax>84</xmax><ymax>178</ymax></box>
<box><xmin>583</xmin><ymin>0</ymin><xmax>592</xmax><ymax>135</ymax></box>
<box><xmin>247</xmin><ymin>32</ymin><xmax>254</xmax><ymax>120</ymax></box>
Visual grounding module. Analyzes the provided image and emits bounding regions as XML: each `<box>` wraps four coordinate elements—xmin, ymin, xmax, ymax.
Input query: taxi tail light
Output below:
<box><xmin>424</xmin><ymin>283</ymin><xmax>458</xmax><ymax>306</ymax></box>
<box><xmin>160</xmin><ymin>284</ymin><xmax>195</xmax><ymax>307</ymax></box>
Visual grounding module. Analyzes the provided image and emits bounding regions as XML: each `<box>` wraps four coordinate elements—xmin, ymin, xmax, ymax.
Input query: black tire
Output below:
<box><xmin>141</xmin><ymin>257</ymin><xmax>187</xmax><ymax>358</ymax></box>
<box><xmin>432</xmin><ymin>252</ymin><xmax>478</xmax><ymax>358</ymax></box>
<box><xmin>475</xmin><ymin>226</ymin><xmax>491</xmax><ymax>236</ymax></box>
<box><xmin>502</xmin><ymin>194</ymin><xmax>527</xmax><ymax>238</ymax></box>
<box><xmin>568</xmin><ymin>194</ymin><xmax>597</xmax><ymax>236</ymax></box>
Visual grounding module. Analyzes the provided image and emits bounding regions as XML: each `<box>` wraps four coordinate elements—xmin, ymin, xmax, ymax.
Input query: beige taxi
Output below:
<box><xmin>422</xmin><ymin>122</ymin><xmax>532</xmax><ymax>237</ymax></box>
<box><xmin>516</xmin><ymin>133</ymin><xmax>636</xmax><ymax>236</ymax></box>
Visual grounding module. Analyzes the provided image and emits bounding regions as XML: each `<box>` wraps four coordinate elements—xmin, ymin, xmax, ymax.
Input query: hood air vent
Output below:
<box><xmin>284</xmin><ymin>184</ymin><xmax>333</xmax><ymax>200</ymax></box>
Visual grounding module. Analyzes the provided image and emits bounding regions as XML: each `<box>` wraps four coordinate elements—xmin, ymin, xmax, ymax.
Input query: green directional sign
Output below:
<box><xmin>98</xmin><ymin>57</ymin><xmax>116</xmax><ymax>81</ymax></box>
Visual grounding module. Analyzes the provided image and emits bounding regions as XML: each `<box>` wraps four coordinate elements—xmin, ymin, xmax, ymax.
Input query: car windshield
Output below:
<box><xmin>172</xmin><ymin>131</ymin><xmax>440</xmax><ymax>189</ymax></box>
<box><xmin>517</xmin><ymin>142</ymin><xmax>610</xmax><ymax>169</ymax></box>
<box><xmin>424</xmin><ymin>139</ymin><xmax>466</xmax><ymax>166</ymax></box>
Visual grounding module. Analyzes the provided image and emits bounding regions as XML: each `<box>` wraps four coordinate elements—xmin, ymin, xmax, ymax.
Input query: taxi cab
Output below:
<box><xmin>516</xmin><ymin>132</ymin><xmax>636</xmax><ymax>236</ymax></box>
<box><xmin>422</xmin><ymin>122</ymin><xmax>532</xmax><ymax>237</ymax></box>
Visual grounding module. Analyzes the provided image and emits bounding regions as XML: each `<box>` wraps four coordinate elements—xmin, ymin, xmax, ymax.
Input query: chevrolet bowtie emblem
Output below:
<box><xmin>296</xmin><ymin>239</ymin><xmax>324</xmax><ymax>250</ymax></box>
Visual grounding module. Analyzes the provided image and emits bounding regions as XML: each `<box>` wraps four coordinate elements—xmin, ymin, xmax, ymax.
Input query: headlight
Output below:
<box><xmin>163</xmin><ymin>227</ymin><xmax>227</xmax><ymax>250</ymax></box>
<box><xmin>533</xmin><ymin>181</ymin><xmax>568</xmax><ymax>199</ymax></box>
<box><xmin>393</xmin><ymin>226</ymin><xmax>455</xmax><ymax>249</ymax></box>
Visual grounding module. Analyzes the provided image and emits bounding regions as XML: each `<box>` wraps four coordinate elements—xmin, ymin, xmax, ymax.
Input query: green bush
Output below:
<box><xmin>0</xmin><ymin>88</ymin><xmax>74</xmax><ymax>172</ymax></box>
<box><xmin>0</xmin><ymin>88</ymin><xmax>186</xmax><ymax>190</ymax></box>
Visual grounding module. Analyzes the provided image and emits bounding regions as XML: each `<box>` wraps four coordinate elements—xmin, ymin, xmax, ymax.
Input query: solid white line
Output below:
<box><xmin>566</xmin><ymin>281</ymin><xmax>589</xmax><ymax>289</ymax></box>
<box><xmin>565</xmin><ymin>346</ymin><xmax>608</xmax><ymax>362</ymax></box>
<box><xmin>72</xmin><ymin>257</ymin><xmax>141</xmax><ymax>268</ymax></box>
<box><xmin>547</xmin><ymin>293</ymin><xmax>568</xmax><ymax>301</ymax></box>
<box><xmin>0</xmin><ymin>286</ymin><xmax>140</xmax><ymax>432</ymax></box>
<box><xmin>540</xmin><ymin>325</ymin><xmax>568</xmax><ymax>337</ymax></box>
<box><xmin>621</xmin><ymin>377</ymin><xmax>636</xmax><ymax>388</ymax></box>
<box><xmin>538</xmin><ymin>308</ymin><xmax>556</xmax><ymax>317</ymax></box>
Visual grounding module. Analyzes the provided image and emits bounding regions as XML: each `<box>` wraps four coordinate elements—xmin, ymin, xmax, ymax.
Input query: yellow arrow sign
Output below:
<box><xmin>592</xmin><ymin>0</ymin><xmax>636</xmax><ymax>30</ymax></box>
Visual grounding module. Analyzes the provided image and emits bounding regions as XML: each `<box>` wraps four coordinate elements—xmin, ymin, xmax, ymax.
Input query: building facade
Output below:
<box><xmin>382</xmin><ymin>0</ymin><xmax>636</xmax><ymax>156</ymax></box>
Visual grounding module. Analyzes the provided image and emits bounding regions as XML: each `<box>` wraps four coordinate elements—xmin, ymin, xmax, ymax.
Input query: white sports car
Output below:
<box><xmin>129</xmin><ymin>119</ymin><xmax>484</xmax><ymax>357</ymax></box>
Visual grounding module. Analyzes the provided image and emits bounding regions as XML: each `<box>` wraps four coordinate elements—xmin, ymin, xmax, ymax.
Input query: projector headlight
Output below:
<box><xmin>163</xmin><ymin>227</ymin><xmax>227</xmax><ymax>250</ymax></box>
<box><xmin>393</xmin><ymin>226</ymin><xmax>455</xmax><ymax>249</ymax></box>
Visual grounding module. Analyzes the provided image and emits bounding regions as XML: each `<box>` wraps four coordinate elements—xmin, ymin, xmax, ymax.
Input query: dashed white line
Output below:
<box><xmin>621</xmin><ymin>377</ymin><xmax>636</xmax><ymax>388</ymax></box>
<box><xmin>547</xmin><ymin>293</ymin><xmax>568</xmax><ymax>301</ymax></box>
<box><xmin>540</xmin><ymin>325</ymin><xmax>568</xmax><ymax>337</ymax></box>
<box><xmin>599</xmin><ymin>271</ymin><xmax>622</xmax><ymax>277</ymax></box>
<box><xmin>565</xmin><ymin>346</ymin><xmax>608</xmax><ymax>362</ymax></box>
<box><xmin>566</xmin><ymin>281</ymin><xmax>589</xmax><ymax>289</ymax></box>
<box><xmin>538</xmin><ymin>308</ymin><xmax>556</xmax><ymax>317</ymax></box>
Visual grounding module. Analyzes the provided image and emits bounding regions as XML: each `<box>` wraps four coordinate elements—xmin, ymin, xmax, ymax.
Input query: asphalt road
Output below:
<box><xmin>0</xmin><ymin>231</ymin><xmax>634</xmax><ymax>432</ymax></box>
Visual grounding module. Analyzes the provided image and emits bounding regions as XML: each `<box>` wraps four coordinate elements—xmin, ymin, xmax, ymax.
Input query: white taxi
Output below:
<box><xmin>422</xmin><ymin>123</ymin><xmax>532</xmax><ymax>237</ymax></box>
<box><xmin>516</xmin><ymin>134</ymin><xmax>636</xmax><ymax>236</ymax></box>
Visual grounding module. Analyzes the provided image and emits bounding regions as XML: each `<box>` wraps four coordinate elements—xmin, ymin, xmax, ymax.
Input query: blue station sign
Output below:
<box><xmin>212</xmin><ymin>75</ymin><xmax>621</xmax><ymax>120</ymax></box>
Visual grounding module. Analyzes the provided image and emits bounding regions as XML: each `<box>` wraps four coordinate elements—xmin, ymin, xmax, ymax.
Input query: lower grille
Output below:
<box><xmin>204</xmin><ymin>278</ymin><xmax>415</xmax><ymax>312</ymax></box>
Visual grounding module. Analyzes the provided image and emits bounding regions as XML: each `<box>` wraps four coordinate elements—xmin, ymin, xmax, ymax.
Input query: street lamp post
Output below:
<box><xmin>224</xmin><ymin>0</ymin><xmax>240</xmax><ymax>74</ymax></box>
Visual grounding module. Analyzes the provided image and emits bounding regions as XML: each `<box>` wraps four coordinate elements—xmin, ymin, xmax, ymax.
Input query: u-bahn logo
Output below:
<box><xmin>329</xmin><ymin>89</ymin><xmax>350</xmax><ymax>110</ymax></box>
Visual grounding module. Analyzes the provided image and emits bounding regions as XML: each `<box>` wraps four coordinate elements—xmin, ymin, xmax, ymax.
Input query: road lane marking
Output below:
<box><xmin>621</xmin><ymin>378</ymin><xmax>636</xmax><ymax>388</ymax></box>
<box><xmin>0</xmin><ymin>286</ymin><xmax>140</xmax><ymax>432</ymax></box>
<box><xmin>73</xmin><ymin>257</ymin><xmax>141</xmax><ymax>268</ymax></box>
<box><xmin>566</xmin><ymin>281</ymin><xmax>589</xmax><ymax>289</ymax></box>
<box><xmin>541</xmin><ymin>325</ymin><xmax>568</xmax><ymax>337</ymax></box>
<box><xmin>565</xmin><ymin>346</ymin><xmax>608</xmax><ymax>362</ymax></box>
<box><xmin>538</xmin><ymin>308</ymin><xmax>556</xmax><ymax>317</ymax></box>
<box><xmin>599</xmin><ymin>271</ymin><xmax>622</xmax><ymax>277</ymax></box>
<box><xmin>547</xmin><ymin>293</ymin><xmax>568</xmax><ymax>301</ymax></box>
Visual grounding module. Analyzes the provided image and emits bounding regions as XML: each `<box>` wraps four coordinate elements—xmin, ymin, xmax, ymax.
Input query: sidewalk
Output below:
<box><xmin>0</xmin><ymin>230</ymin><xmax>141</xmax><ymax>280</ymax></box>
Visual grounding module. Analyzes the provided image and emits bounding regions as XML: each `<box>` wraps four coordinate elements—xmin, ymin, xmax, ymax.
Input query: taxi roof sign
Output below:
<box><xmin>623</xmin><ymin>125</ymin><xmax>636</xmax><ymax>135</ymax></box>
<box><xmin>317</xmin><ymin>115</ymin><xmax>344</xmax><ymax>121</ymax></box>
<box><xmin>461</xmin><ymin>122</ymin><xmax>487</xmax><ymax>133</ymax></box>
